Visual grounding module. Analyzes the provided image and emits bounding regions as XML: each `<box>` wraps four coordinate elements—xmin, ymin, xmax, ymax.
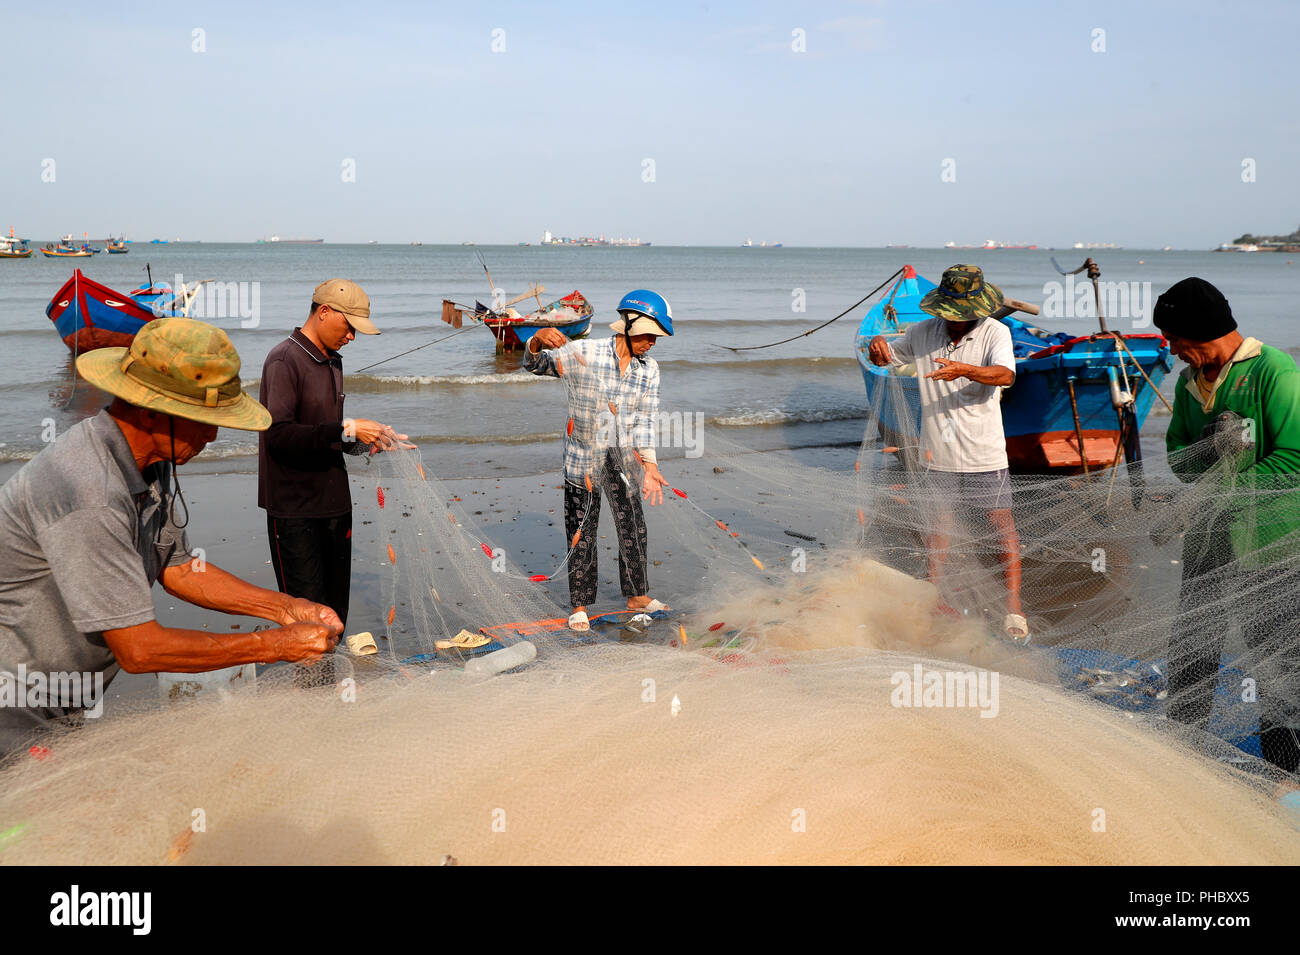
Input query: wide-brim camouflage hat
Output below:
<box><xmin>919</xmin><ymin>264</ymin><xmax>1004</xmax><ymax>322</ymax></box>
<box><xmin>76</xmin><ymin>318</ymin><xmax>271</xmax><ymax>431</ymax></box>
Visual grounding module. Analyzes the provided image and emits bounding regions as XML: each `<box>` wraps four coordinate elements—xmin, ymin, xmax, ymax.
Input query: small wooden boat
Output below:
<box><xmin>105</xmin><ymin>237</ymin><xmax>129</xmax><ymax>254</ymax></box>
<box><xmin>46</xmin><ymin>269</ymin><xmax>210</xmax><ymax>353</ymax></box>
<box><xmin>855</xmin><ymin>265</ymin><xmax>1174</xmax><ymax>473</ymax></box>
<box><xmin>442</xmin><ymin>288</ymin><xmax>594</xmax><ymax>352</ymax></box>
<box><xmin>0</xmin><ymin>228</ymin><xmax>31</xmax><ymax>259</ymax></box>
<box><xmin>40</xmin><ymin>234</ymin><xmax>97</xmax><ymax>258</ymax></box>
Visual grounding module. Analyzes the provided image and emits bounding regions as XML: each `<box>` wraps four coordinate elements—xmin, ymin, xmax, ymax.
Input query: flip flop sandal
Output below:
<box><xmin>641</xmin><ymin>599</ymin><xmax>671</xmax><ymax>613</ymax></box>
<box><xmin>435</xmin><ymin>629</ymin><xmax>491</xmax><ymax>650</ymax></box>
<box><xmin>567</xmin><ymin>610</ymin><xmax>591</xmax><ymax>632</ymax></box>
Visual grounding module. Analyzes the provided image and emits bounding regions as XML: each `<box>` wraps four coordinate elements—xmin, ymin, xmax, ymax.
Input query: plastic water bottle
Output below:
<box><xmin>463</xmin><ymin>640</ymin><xmax>537</xmax><ymax>678</ymax></box>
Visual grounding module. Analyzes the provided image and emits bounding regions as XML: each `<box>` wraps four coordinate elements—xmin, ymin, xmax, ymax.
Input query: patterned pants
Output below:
<box><xmin>563</xmin><ymin>452</ymin><xmax>648</xmax><ymax>608</ymax></box>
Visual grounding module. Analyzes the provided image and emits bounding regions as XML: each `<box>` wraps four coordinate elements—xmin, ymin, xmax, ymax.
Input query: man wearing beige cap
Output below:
<box><xmin>0</xmin><ymin>319</ymin><xmax>343</xmax><ymax>757</ymax></box>
<box><xmin>258</xmin><ymin>279</ymin><xmax>411</xmax><ymax>629</ymax></box>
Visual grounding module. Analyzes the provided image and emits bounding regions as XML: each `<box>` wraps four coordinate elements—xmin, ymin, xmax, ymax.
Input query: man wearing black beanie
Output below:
<box><xmin>1156</xmin><ymin>276</ymin><xmax>1300</xmax><ymax>774</ymax></box>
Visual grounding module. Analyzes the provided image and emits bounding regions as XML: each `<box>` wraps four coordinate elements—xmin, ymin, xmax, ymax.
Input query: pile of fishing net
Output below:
<box><xmin>2</xmin><ymin>340</ymin><xmax>1299</xmax><ymax>864</ymax></box>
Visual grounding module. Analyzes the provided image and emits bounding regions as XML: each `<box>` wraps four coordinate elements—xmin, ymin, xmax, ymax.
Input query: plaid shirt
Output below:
<box><xmin>525</xmin><ymin>336</ymin><xmax>660</xmax><ymax>483</ymax></box>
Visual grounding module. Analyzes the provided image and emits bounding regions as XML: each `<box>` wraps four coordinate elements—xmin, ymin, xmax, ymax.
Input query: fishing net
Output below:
<box><xmin>2</xmin><ymin>339</ymin><xmax>1300</xmax><ymax>865</ymax></box>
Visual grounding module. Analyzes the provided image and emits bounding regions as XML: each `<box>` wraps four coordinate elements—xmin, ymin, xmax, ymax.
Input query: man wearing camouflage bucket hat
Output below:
<box><xmin>868</xmin><ymin>265</ymin><xmax>1027</xmax><ymax>642</ymax></box>
<box><xmin>0</xmin><ymin>319</ymin><xmax>343</xmax><ymax>757</ymax></box>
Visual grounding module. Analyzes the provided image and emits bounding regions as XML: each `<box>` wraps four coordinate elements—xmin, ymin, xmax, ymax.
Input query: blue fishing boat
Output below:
<box><xmin>46</xmin><ymin>269</ymin><xmax>208</xmax><ymax>353</ymax></box>
<box><xmin>855</xmin><ymin>265</ymin><xmax>1174</xmax><ymax>473</ymax></box>
<box><xmin>443</xmin><ymin>289</ymin><xmax>594</xmax><ymax>352</ymax></box>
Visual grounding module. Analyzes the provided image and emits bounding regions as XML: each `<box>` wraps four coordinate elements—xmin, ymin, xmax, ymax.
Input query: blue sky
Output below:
<box><xmin>3</xmin><ymin>0</ymin><xmax>1297</xmax><ymax>246</ymax></box>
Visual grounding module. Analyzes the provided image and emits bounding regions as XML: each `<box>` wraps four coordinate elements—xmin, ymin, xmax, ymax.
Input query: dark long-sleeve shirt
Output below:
<box><xmin>257</xmin><ymin>328</ymin><xmax>356</xmax><ymax>519</ymax></box>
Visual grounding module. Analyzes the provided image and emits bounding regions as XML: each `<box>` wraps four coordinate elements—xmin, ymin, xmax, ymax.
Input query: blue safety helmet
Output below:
<box><xmin>616</xmin><ymin>289</ymin><xmax>674</xmax><ymax>336</ymax></box>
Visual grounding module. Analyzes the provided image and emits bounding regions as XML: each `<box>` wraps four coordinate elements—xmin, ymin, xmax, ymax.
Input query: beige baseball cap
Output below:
<box><xmin>313</xmin><ymin>279</ymin><xmax>379</xmax><ymax>335</ymax></box>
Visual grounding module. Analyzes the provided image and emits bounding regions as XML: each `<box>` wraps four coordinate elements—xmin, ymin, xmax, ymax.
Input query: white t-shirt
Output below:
<box><xmin>889</xmin><ymin>317</ymin><xmax>1017</xmax><ymax>473</ymax></box>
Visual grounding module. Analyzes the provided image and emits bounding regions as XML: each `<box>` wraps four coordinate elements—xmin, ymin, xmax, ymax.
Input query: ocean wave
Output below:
<box><xmin>710</xmin><ymin>407</ymin><xmax>867</xmax><ymax>427</ymax></box>
<box><xmin>358</xmin><ymin>371</ymin><xmax>543</xmax><ymax>389</ymax></box>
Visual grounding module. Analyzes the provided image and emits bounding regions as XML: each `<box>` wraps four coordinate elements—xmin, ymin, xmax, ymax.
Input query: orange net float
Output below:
<box><xmin>566</xmin><ymin>418</ymin><xmax>574</xmax><ymax>436</ymax></box>
<box><xmin>165</xmin><ymin>828</ymin><xmax>193</xmax><ymax>864</ymax></box>
<box><xmin>416</xmin><ymin>463</ymin><xmax>426</xmax><ymax>480</ymax></box>
<box><xmin>671</xmin><ymin>488</ymin><xmax>687</xmax><ymax>499</ymax></box>
<box><xmin>730</xmin><ymin>532</ymin><xmax>739</xmax><ymax>537</ymax></box>
<box><xmin>708</xmin><ymin>622</ymin><xmax>725</xmax><ymax>632</ymax></box>
<box><xmin>678</xmin><ymin>624</ymin><xmax>689</xmax><ymax>646</ymax></box>
<box><xmin>854</xmin><ymin>460</ymin><xmax>861</xmax><ymax>472</ymax></box>
<box><xmin>857</xmin><ymin>509</ymin><xmax>866</xmax><ymax>524</ymax></box>
<box><xmin>387</xmin><ymin>606</ymin><xmax>396</xmax><ymax>625</ymax></box>
<box><xmin>528</xmin><ymin>574</ymin><xmax>548</xmax><ymax>582</ymax></box>
<box><xmin>387</xmin><ymin>544</ymin><xmax>396</xmax><ymax>565</ymax></box>
<box><xmin>480</xmin><ymin>542</ymin><xmax>494</xmax><ymax>559</ymax></box>
<box><xmin>714</xmin><ymin>520</ymin><xmax>729</xmax><ymax>532</ymax></box>
<box><xmin>570</xmin><ymin>529</ymin><xmax>582</xmax><ymax>549</ymax></box>
<box><xmin>882</xmin><ymin>446</ymin><xmax>900</xmax><ymax>454</ymax></box>
<box><xmin>584</xmin><ymin>474</ymin><xmax>593</xmax><ymax>493</ymax></box>
<box><xmin>750</xmin><ymin>555</ymin><xmax>765</xmax><ymax>571</ymax></box>
<box><xmin>376</xmin><ymin>486</ymin><xmax>385</xmax><ymax>508</ymax></box>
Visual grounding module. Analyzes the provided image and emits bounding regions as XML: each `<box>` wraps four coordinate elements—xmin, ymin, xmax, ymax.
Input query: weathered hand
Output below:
<box><xmin>531</xmin><ymin>328</ymin><xmax>568</xmax><ymax>351</ymax></box>
<box><xmin>867</xmin><ymin>336</ymin><xmax>893</xmax><ymax>366</ymax></box>
<box><xmin>926</xmin><ymin>358</ymin><xmax>975</xmax><ymax>381</ymax></box>
<box><xmin>642</xmin><ymin>466</ymin><xmax>668</xmax><ymax>505</ymax></box>
<box><xmin>279</xmin><ymin>597</ymin><xmax>344</xmax><ymax>636</ymax></box>
<box><xmin>271</xmin><ymin>622</ymin><xmax>340</xmax><ymax>663</ymax></box>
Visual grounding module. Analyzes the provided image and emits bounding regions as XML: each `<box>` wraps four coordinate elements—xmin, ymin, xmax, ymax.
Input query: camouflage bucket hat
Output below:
<box><xmin>76</xmin><ymin>318</ymin><xmax>271</xmax><ymax>431</ymax></box>
<box><xmin>919</xmin><ymin>264</ymin><xmax>1004</xmax><ymax>322</ymax></box>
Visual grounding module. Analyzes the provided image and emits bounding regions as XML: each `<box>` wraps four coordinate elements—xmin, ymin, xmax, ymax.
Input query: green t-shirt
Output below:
<box><xmin>1166</xmin><ymin>343</ymin><xmax>1300</xmax><ymax>563</ymax></box>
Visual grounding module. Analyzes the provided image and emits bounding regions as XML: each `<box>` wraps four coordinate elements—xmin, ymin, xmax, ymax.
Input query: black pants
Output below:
<box><xmin>1168</xmin><ymin>530</ymin><xmax>1300</xmax><ymax>772</ymax></box>
<box><xmin>267</xmin><ymin>514</ymin><xmax>353</xmax><ymax>627</ymax></box>
<box><xmin>563</xmin><ymin>454</ymin><xmax>648</xmax><ymax>609</ymax></box>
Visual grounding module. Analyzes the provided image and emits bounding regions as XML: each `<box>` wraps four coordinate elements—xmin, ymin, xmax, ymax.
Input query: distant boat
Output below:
<box><xmin>106</xmin><ymin>237</ymin><xmax>129</xmax><ymax>254</ymax></box>
<box><xmin>442</xmin><ymin>289</ymin><xmax>594</xmax><ymax>353</ymax></box>
<box><xmin>150</xmin><ymin>238</ymin><xmax>168</xmax><ymax>244</ymax></box>
<box><xmin>40</xmin><ymin>234</ymin><xmax>97</xmax><ymax>258</ymax></box>
<box><xmin>0</xmin><ymin>228</ymin><xmax>32</xmax><ymax>259</ymax></box>
<box><xmin>257</xmin><ymin>235</ymin><xmax>323</xmax><ymax>244</ymax></box>
<box><xmin>46</xmin><ymin>269</ymin><xmax>211</xmax><ymax>353</ymax></box>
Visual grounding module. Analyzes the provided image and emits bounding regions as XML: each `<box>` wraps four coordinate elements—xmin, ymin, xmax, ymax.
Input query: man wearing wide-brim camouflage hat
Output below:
<box><xmin>867</xmin><ymin>264</ymin><xmax>1027</xmax><ymax>642</ymax></box>
<box><xmin>0</xmin><ymin>318</ymin><xmax>343</xmax><ymax>758</ymax></box>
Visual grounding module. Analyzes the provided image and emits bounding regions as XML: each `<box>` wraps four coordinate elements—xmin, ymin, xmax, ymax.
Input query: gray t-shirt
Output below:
<box><xmin>889</xmin><ymin>317</ymin><xmax>1017</xmax><ymax>473</ymax></box>
<box><xmin>0</xmin><ymin>410</ymin><xmax>193</xmax><ymax>752</ymax></box>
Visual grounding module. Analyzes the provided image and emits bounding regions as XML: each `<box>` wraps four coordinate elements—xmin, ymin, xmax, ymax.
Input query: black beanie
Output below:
<box><xmin>1152</xmin><ymin>277</ymin><xmax>1236</xmax><ymax>342</ymax></box>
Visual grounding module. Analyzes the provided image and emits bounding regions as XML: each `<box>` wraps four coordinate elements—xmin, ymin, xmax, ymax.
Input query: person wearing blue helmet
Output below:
<box><xmin>526</xmin><ymin>290</ymin><xmax>674</xmax><ymax>631</ymax></box>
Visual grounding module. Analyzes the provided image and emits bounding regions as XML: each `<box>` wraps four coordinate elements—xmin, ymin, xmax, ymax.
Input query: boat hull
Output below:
<box><xmin>41</xmin><ymin>249</ymin><xmax>94</xmax><ymax>258</ymax></box>
<box><xmin>855</xmin><ymin>267</ymin><xmax>1174</xmax><ymax>474</ymax></box>
<box><xmin>485</xmin><ymin>314</ymin><xmax>592</xmax><ymax>350</ymax></box>
<box><xmin>0</xmin><ymin>251</ymin><xmax>33</xmax><ymax>259</ymax></box>
<box><xmin>46</xmin><ymin>270</ymin><xmax>181</xmax><ymax>354</ymax></box>
<box><xmin>478</xmin><ymin>290</ymin><xmax>595</xmax><ymax>352</ymax></box>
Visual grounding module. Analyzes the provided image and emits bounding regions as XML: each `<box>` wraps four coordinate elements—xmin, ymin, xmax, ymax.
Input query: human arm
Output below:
<box><xmin>103</xmin><ymin>619</ymin><xmax>337</xmax><ymax>674</ymax></box>
<box><xmin>1165</xmin><ymin>377</ymin><xmax>1206</xmax><ymax>482</ymax></box>
<box><xmin>524</xmin><ymin>328</ymin><xmax>569</xmax><ymax>377</ymax></box>
<box><xmin>38</xmin><ymin>508</ymin><xmax>340</xmax><ymax>674</ymax></box>
<box><xmin>633</xmin><ymin>366</ymin><xmax>667</xmax><ymax>505</ymax></box>
<box><xmin>106</xmin><ymin>560</ymin><xmax>342</xmax><ymax>673</ymax></box>
<box><xmin>1242</xmin><ymin>367</ymin><xmax>1300</xmax><ymax>477</ymax></box>
<box><xmin>925</xmin><ymin>360</ymin><xmax>1015</xmax><ymax>385</ymax></box>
